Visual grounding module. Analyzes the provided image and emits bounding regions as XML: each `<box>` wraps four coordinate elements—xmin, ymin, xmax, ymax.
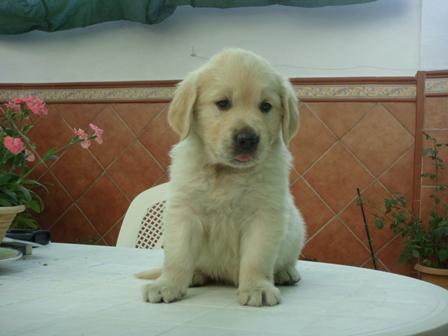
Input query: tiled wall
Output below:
<box><xmin>2</xmin><ymin>72</ymin><xmax>447</xmax><ymax>275</ymax></box>
<box><xmin>292</xmin><ymin>101</ymin><xmax>415</xmax><ymax>275</ymax></box>
<box><xmin>29</xmin><ymin>102</ymin><xmax>176</xmax><ymax>245</ymax></box>
<box><xmin>420</xmin><ymin>75</ymin><xmax>448</xmax><ymax>228</ymax></box>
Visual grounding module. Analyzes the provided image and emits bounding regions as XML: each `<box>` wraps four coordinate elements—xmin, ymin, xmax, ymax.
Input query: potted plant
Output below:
<box><xmin>0</xmin><ymin>96</ymin><xmax>103</xmax><ymax>240</ymax></box>
<box><xmin>374</xmin><ymin>133</ymin><xmax>448</xmax><ymax>288</ymax></box>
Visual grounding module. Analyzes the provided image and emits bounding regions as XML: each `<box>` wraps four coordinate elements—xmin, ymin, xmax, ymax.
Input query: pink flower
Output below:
<box><xmin>5</xmin><ymin>96</ymin><xmax>48</xmax><ymax>115</ymax></box>
<box><xmin>73</xmin><ymin>128</ymin><xmax>91</xmax><ymax>149</ymax></box>
<box><xmin>3</xmin><ymin>136</ymin><xmax>25</xmax><ymax>155</ymax></box>
<box><xmin>24</xmin><ymin>96</ymin><xmax>48</xmax><ymax>116</ymax></box>
<box><xmin>89</xmin><ymin>123</ymin><xmax>103</xmax><ymax>144</ymax></box>
<box><xmin>25</xmin><ymin>149</ymin><xmax>35</xmax><ymax>162</ymax></box>
<box><xmin>4</xmin><ymin>101</ymin><xmax>21</xmax><ymax>112</ymax></box>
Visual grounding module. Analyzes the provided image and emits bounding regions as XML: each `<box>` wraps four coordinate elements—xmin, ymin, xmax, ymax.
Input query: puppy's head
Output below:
<box><xmin>168</xmin><ymin>49</ymin><xmax>299</xmax><ymax>168</ymax></box>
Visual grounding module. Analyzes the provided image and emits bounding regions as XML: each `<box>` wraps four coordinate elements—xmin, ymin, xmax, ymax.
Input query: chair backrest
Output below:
<box><xmin>117</xmin><ymin>183</ymin><xmax>169</xmax><ymax>248</ymax></box>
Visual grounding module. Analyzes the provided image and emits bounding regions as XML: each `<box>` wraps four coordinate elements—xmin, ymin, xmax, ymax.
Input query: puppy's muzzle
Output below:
<box><xmin>233</xmin><ymin>127</ymin><xmax>260</xmax><ymax>155</ymax></box>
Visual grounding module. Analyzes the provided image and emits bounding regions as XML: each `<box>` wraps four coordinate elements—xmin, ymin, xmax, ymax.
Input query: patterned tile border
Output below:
<box><xmin>425</xmin><ymin>78</ymin><xmax>448</xmax><ymax>95</ymax></box>
<box><xmin>0</xmin><ymin>87</ymin><xmax>176</xmax><ymax>103</ymax></box>
<box><xmin>0</xmin><ymin>83</ymin><xmax>417</xmax><ymax>102</ymax></box>
<box><xmin>295</xmin><ymin>84</ymin><xmax>416</xmax><ymax>100</ymax></box>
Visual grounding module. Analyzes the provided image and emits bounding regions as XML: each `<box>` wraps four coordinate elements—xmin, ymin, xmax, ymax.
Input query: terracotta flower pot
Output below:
<box><xmin>0</xmin><ymin>205</ymin><xmax>25</xmax><ymax>242</ymax></box>
<box><xmin>415</xmin><ymin>263</ymin><xmax>448</xmax><ymax>289</ymax></box>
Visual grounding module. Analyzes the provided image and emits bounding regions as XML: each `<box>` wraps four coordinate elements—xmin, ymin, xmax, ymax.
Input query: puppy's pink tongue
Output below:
<box><xmin>236</xmin><ymin>154</ymin><xmax>253</xmax><ymax>162</ymax></box>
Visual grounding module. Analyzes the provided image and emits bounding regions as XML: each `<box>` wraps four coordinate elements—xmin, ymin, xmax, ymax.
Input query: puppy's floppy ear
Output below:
<box><xmin>281</xmin><ymin>79</ymin><xmax>299</xmax><ymax>145</ymax></box>
<box><xmin>168</xmin><ymin>72</ymin><xmax>198</xmax><ymax>139</ymax></box>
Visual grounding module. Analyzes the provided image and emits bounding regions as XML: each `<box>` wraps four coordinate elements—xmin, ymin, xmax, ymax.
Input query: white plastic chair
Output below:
<box><xmin>117</xmin><ymin>183</ymin><xmax>169</xmax><ymax>249</ymax></box>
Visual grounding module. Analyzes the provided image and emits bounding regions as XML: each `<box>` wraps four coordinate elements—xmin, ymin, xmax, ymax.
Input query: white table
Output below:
<box><xmin>1</xmin><ymin>243</ymin><xmax>447</xmax><ymax>336</ymax></box>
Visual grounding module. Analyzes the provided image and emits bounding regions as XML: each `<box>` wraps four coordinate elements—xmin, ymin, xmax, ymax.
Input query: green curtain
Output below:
<box><xmin>0</xmin><ymin>0</ymin><xmax>376</xmax><ymax>35</ymax></box>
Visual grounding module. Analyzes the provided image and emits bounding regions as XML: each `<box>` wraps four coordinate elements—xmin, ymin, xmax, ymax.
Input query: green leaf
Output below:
<box><xmin>0</xmin><ymin>173</ymin><xmax>14</xmax><ymax>185</ymax></box>
<box><xmin>412</xmin><ymin>249</ymin><xmax>420</xmax><ymax>258</ymax></box>
<box><xmin>374</xmin><ymin>217</ymin><xmax>385</xmax><ymax>229</ymax></box>
<box><xmin>42</xmin><ymin>148</ymin><xmax>58</xmax><ymax>161</ymax></box>
<box><xmin>421</xmin><ymin>173</ymin><xmax>437</xmax><ymax>180</ymax></box>
<box><xmin>3</xmin><ymin>189</ymin><xmax>18</xmax><ymax>204</ymax></box>
<box><xmin>438</xmin><ymin>249</ymin><xmax>448</xmax><ymax>262</ymax></box>
<box><xmin>433</xmin><ymin>226</ymin><xmax>448</xmax><ymax>237</ymax></box>
<box><xmin>22</xmin><ymin>124</ymin><xmax>33</xmax><ymax>134</ymax></box>
<box><xmin>422</xmin><ymin>148</ymin><xmax>437</xmax><ymax>158</ymax></box>
<box><xmin>22</xmin><ymin>178</ymin><xmax>45</xmax><ymax>189</ymax></box>
<box><xmin>423</xmin><ymin>247</ymin><xmax>434</xmax><ymax>258</ymax></box>
<box><xmin>0</xmin><ymin>199</ymin><xmax>12</xmax><ymax>206</ymax></box>
<box><xmin>12</xmin><ymin>212</ymin><xmax>39</xmax><ymax>230</ymax></box>
<box><xmin>396</xmin><ymin>210</ymin><xmax>406</xmax><ymax>223</ymax></box>
<box><xmin>26</xmin><ymin>199</ymin><xmax>42</xmax><ymax>213</ymax></box>
<box><xmin>18</xmin><ymin>186</ymin><xmax>32</xmax><ymax>202</ymax></box>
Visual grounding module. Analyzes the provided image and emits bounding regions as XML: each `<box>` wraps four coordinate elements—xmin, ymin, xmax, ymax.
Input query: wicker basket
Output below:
<box><xmin>0</xmin><ymin>205</ymin><xmax>25</xmax><ymax>242</ymax></box>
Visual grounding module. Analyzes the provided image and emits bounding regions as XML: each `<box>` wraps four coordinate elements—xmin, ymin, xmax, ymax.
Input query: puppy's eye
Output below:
<box><xmin>215</xmin><ymin>99</ymin><xmax>231</xmax><ymax>111</ymax></box>
<box><xmin>259</xmin><ymin>101</ymin><xmax>272</xmax><ymax>113</ymax></box>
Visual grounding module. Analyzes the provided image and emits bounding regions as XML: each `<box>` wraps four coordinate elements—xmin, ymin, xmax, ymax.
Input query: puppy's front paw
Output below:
<box><xmin>142</xmin><ymin>280</ymin><xmax>187</xmax><ymax>303</ymax></box>
<box><xmin>238</xmin><ymin>284</ymin><xmax>281</xmax><ymax>307</ymax></box>
<box><xmin>275</xmin><ymin>266</ymin><xmax>301</xmax><ymax>286</ymax></box>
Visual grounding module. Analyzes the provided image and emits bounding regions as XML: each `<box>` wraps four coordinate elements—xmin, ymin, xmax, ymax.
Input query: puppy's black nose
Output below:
<box><xmin>234</xmin><ymin>128</ymin><xmax>260</xmax><ymax>153</ymax></box>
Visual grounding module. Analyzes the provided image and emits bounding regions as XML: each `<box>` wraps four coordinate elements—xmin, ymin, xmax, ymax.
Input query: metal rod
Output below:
<box><xmin>356</xmin><ymin>188</ymin><xmax>378</xmax><ymax>270</ymax></box>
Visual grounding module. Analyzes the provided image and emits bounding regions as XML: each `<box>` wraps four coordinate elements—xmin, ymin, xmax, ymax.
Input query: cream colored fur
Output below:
<box><xmin>141</xmin><ymin>49</ymin><xmax>306</xmax><ymax>307</ymax></box>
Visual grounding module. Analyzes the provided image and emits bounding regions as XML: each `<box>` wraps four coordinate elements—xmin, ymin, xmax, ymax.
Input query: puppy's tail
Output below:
<box><xmin>135</xmin><ymin>268</ymin><xmax>162</xmax><ymax>280</ymax></box>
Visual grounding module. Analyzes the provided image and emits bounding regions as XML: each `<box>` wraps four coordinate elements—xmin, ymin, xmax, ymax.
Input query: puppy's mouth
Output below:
<box><xmin>234</xmin><ymin>154</ymin><xmax>254</xmax><ymax>163</ymax></box>
<box><xmin>229</xmin><ymin>152</ymin><xmax>258</xmax><ymax>168</ymax></box>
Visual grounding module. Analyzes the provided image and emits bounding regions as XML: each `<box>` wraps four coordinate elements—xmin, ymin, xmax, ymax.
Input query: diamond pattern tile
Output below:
<box><xmin>77</xmin><ymin>175</ymin><xmax>129</xmax><ymax>236</ymax></box>
<box><xmin>103</xmin><ymin>220</ymin><xmax>123</xmax><ymax>246</ymax></box>
<box><xmin>290</xmin><ymin>179</ymin><xmax>334</xmax><ymax>239</ymax></box>
<box><xmin>113</xmin><ymin>103</ymin><xmax>166</xmax><ymax>136</ymax></box>
<box><xmin>339</xmin><ymin>182</ymin><xmax>395</xmax><ymax>251</ymax></box>
<box><xmin>51</xmin><ymin>205</ymin><xmax>102</xmax><ymax>245</ymax></box>
<box><xmin>28</xmin><ymin>102</ymin><xmax>174</xmax><ymax>247</ymax></box>
<box><xmin>88</xmin><ymin>106</ymin><xmax>134</xmax><ymax>167</ymax></box>
<box><xmin>27</xmin><ymin>105</ymin><xmax>75</xmax><ymax>157</ymax></box>
<box><xmin>107</xmin><ymin>141</ymin><xmax>165</xmax><ymax>199</ymax></box>
<box><xmin>139</xmin><ymin>110</ymin><xmax>178</xmax><ymax>168</ymax></box>
<box><xmin>35</xmin><ymin>172</ymin><xmax>72</xmax><ymax>230</ymax></box>
<box><xmin>308</xmin><ymin>102</ymin><xmax>374</xmax><ymax>138</ymax></box>
<box><xmin>361</xmin><ymin>259</ymin><xmax>388</xmax><ymax>272</ymax></box>
<box><xmin>50</xmin><ymin>145</ymin><xmax>103</xmax><ymax>200</ymax></box>
<box><xmin>302</xmin><ymin>218</ymin><xmax>370</xmax><ymax>266</ymax></box>
<box><xmin>342</xmin><ymin>104</ymin><xmax>414</xmax><ymax>177</ymax></box>
<box><xmin>380</xmin><ymin>149</ymin><xmax>414</xmax><ymax>202</ymax></box>
<box><xmin>289</xmin><ymin>105</ymin><xmax>337</xmax><ymax>174</ymax></box>
<box><xmin>304</xmin><ymin>143</ymin><xmax>373</xmax><ymax>213</ymax></box>
<box><xmin>59</xmin><ymin>103</ymin><xmax>106</xmax><ymax>128</ymax></box>
<box><xmin>382</xmin><ymin>102</ymin><xmax>416</xmax><ymax>135</ymax></box>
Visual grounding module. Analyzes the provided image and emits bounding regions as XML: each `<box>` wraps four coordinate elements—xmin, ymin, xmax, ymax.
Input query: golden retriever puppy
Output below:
<box><xmin>142</xmin><ymin>48</ymin><xmax>306</xmax><ymax>307</ymax></box>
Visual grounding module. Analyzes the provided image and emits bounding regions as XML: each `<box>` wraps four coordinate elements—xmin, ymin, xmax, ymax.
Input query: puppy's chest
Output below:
<box><xmin>197</xmin><ymin>175</ymin><xmax>256</xmax><ymax>216</ymax></box>
<box><xmin>194</xmin><ymin>184</ymin><xmax>251</xmax><ymax>276</ymax></box>
<box><xmin>198</xmin><ymin>187</ymin><xmax>253</xmax><ymax>227</ymax></box>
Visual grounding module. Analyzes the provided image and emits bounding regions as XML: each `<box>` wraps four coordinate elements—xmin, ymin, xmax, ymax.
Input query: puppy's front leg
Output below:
<box><xmin>143</xmin><ymin>211</ymin><xmax>202</xmax><ymax>303</ymax></box>
<box><xmin>238</xmin><ymin>216</ymin><xmax>283</xmax><ymax>307</ymax></box>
